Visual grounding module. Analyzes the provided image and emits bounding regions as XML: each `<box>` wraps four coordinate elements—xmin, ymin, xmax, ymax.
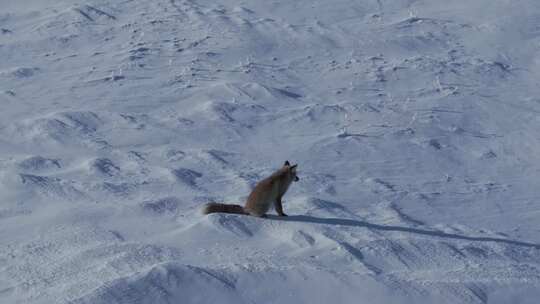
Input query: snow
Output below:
<box><xmin>1</xmin><ymin>0</ymin><xmax>540</xmax><ymax>303</ymax></box>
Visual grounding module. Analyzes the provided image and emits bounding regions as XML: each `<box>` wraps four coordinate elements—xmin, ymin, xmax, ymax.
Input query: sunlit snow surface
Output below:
<box><xmin>2</xmin><ymin>0</ymin><xmax>540</xmax><ymax>303</ymax></box>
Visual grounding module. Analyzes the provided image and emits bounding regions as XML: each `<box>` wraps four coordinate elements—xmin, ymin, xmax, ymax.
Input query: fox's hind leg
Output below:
<box><xmin>274</xmin><ymin>197</ymin><xmax>287</xmax><ymax>216</ymax></box>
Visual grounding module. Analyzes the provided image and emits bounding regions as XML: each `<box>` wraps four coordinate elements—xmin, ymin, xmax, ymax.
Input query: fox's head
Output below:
<box><xmin>284</xmin><ymin>160</ymin><xmax>299</xmax><ymax>182</ymax></box>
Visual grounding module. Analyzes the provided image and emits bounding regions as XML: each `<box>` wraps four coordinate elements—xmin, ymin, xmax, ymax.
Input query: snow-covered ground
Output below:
<box><xmin>2</xmin><ymin>0</ymin><xmax>540</xmax><ymax>303</ymax></box>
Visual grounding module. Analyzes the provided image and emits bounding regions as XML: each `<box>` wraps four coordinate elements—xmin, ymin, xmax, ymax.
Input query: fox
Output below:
<box><xmin>202</xmin><ymin>161</ymin><xmax>299</xmax><ymax>217</ymax></box>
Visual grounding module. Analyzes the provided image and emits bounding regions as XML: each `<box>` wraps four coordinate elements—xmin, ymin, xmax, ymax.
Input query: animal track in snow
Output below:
<box><xmin>140</xmin><ymin>197</ymin><xmax>183</xmax><ymax>215</ymax></box>
<box><xmin>90</xmin><ymin>158</ymin><xmax>121</xmax><ymax>177</ymax></box>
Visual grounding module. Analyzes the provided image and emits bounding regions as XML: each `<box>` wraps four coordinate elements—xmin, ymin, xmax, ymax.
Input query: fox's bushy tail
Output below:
<box><xmin>202</xmin><ymin>203</ymin><xmax>247</xmax><ymax>215</ymax></box>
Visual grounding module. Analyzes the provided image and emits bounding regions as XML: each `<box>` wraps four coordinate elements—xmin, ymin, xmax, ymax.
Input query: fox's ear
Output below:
<box><xmin>284</xmin><ymin>160</ymin><xmax>290</xmax><ymax>166</ymax></box>
<box><xmin>290</xmin><ymin>164</ymin><xmax>297</xmax><ymax>170</ymax></box>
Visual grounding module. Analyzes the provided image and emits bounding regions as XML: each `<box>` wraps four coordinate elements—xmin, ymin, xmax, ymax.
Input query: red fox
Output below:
<box><xmin>202</xmin><ymin>161</ymin><xmax>299</xmax><ymax>217</ymax></box>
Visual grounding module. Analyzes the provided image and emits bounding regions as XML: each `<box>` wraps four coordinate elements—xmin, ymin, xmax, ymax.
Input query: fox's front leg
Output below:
<box><xmin>274</xmin><ymin>197</ymin><xmax>287</xmax><ymax>216</ymax></box>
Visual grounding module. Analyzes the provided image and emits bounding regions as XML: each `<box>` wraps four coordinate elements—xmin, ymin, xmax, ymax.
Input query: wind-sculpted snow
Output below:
<box><xmin>18</xmin><ymin>155</ymin><xmax>61</xmax><ymax>171</ymax></box>
<box><xmin>71</xmin><ymin>263</ymin><xmax>241</xmax><ymax>304</ymax></box>
<box><xmin>2</xmin><ymin>0</ymin><xmax>540</xmax><ymax>303</ymax></box>
<box><xmin>0</xmin><ymin>67</ymin><xmax>40</xmax><ymax>78</ymax></box>
<box><xmin>19</xmin><ymin>173</ymin><xmax>85</xmax><ymax>200</ymax></box>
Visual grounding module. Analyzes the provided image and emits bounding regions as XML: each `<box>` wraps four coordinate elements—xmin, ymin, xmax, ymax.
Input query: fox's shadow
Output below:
<box><xmin>267</xmin><ymin>214</ymin><xmax>540</xmax><ymax>249</ymax></box>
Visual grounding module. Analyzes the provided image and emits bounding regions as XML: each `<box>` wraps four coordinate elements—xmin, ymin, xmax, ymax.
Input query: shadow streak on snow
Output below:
<box><xmin>269</xmin><ymin>215</ymin><xmax>540</xmax><ymax>249</ymax></box>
